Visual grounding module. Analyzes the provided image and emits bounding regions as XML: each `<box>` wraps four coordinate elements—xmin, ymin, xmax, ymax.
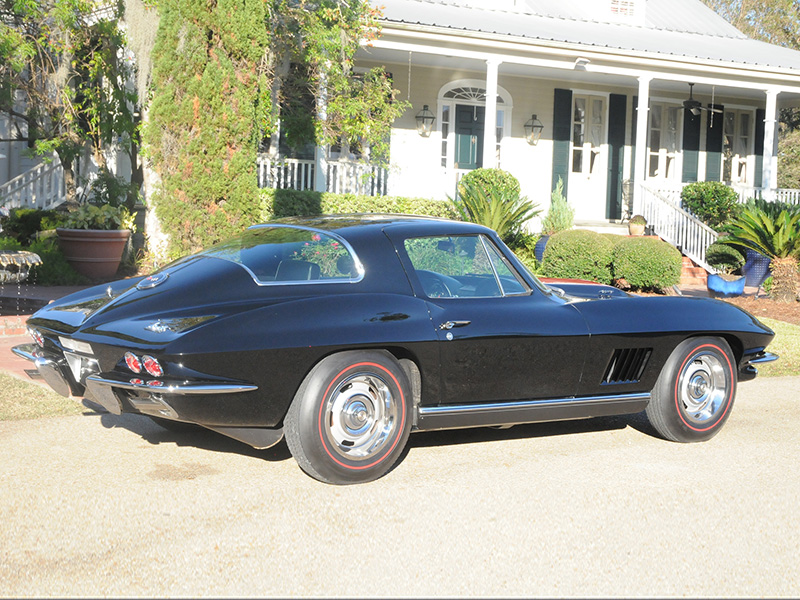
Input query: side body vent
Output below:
<box><xmin>602</xmin><ymin>348</ymin><xmax>652</xmax><ymax>385</ymax></box>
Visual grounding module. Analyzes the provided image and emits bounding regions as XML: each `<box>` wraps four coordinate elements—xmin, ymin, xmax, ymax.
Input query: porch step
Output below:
<box><xmin>680</xmin><ymin>256</ymin><xmax>709</xmax><ymax>288</ymax></box>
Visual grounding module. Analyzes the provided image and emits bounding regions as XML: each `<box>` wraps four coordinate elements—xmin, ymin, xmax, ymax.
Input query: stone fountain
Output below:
<box><xmin>0</xmin><ymin>250</ymin><xmax>42</xmax><ymax>284</ymax></box>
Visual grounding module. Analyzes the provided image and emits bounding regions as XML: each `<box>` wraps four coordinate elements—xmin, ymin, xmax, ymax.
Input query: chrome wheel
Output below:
<box><xmin>677</xmin><ymin>352</ymin><xmax>729</xmax><ymax>424</ymax></box>
<box><xmin>323</xmin><ymin>372</ymin><xmax>399</xmax><ymax>461</ymax></box>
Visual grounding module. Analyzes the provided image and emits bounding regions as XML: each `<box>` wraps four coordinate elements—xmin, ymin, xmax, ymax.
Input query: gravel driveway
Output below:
<box><xmin>1</xmin><ymin>376</ymin><xmax>798</xmax><ymax>598</ymax></box>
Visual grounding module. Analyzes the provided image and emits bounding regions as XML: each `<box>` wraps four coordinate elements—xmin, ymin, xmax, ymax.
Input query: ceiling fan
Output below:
<box><xmin>683</xmin><ymin>83</ymin><xmax>724</xmax><ymax>116</ymax></box>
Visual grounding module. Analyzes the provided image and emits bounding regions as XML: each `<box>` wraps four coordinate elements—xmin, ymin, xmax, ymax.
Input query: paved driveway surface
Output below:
<box><xmin>1</xmin><ymin>376</ymin><xmax>798</xmax><ymax>598</ymax></box>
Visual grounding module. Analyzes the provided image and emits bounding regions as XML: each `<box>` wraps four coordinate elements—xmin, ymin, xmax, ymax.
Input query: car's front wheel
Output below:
<box><xmin>646</xmin><ymin>337</ymin><xmax>737</xmax><ymax>442</ymax></box>
<box><xmin>284</xmin><ymin>350</ymin><xmax>412</xmax><ymax>484</ymax></box>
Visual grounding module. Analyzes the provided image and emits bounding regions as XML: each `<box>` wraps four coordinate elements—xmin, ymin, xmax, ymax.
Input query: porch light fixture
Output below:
<box><xmin>415</xmin><ymin>105</ymin><xmax>436</xmax><ymax>137</ymax></box>
<box><xmin>524</xmin><ymin>114</ymin><xmax>544</xmax><ymax>146</ymax></box>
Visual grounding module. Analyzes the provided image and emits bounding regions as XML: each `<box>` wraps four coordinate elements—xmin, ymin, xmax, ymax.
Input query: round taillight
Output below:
<box><xmin>124</xmin><ymin>352</ymin><xmax>142</xmax><ymax>373</ymax></box>
<box><xmin>142</xmin><ymin>355</ymin><xmax>163</xmax><ymax>378</ymax></box>
<box><xmin>130</xmin><ymin>378</ymin><xmax>144</xmax><ymax>386</ymax></box>
<box><xmin>147</xmin><ymin>380</ymin><xmax>164</xmax><ymax>387</ymax></box>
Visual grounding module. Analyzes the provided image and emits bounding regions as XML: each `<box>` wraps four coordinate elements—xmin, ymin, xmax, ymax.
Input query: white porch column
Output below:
<box><xmin>632</xmin><ymin>76</ymin><xmax>651</xmax><ymax>216</ymax></box>
<box><xmin>482</xmin><ymin>59</ymin><xmax>500</xmax><ymax>170</ymax></box>
<box><xmin>762</xmin><ymin>88</ymin><xmax>780</xmax><ymax>199</ymax></box>
<box><xmin>314</xmin><ymin>69</ymin><xmax>329</xmax><ymax>192</ymax></box>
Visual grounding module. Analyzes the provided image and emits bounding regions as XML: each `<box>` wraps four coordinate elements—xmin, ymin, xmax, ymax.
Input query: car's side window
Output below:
<box><xmin>404</xmin><ymin>235</ymin><xmax>527</xmax><ymax>298</ymax></box>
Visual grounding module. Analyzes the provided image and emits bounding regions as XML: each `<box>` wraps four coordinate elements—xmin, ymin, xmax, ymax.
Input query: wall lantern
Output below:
<box><xmin>524</xmin><ymin>114</ymin><xmax>544</xmax><ymax>146</ymax></box>
<box><xmin>415</xmin><ymin>105</ymin><xmax>436</xmax><ymax>137</ymax></box>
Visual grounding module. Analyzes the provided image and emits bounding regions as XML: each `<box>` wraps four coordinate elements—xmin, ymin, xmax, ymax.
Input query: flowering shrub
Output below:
<box><xmin>293</xmin><ymin>233</ymin><xmax>348</xmax><ymax>277</ymax></box>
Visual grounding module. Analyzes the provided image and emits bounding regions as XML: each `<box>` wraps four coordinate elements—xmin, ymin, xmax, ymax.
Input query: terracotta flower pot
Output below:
<box><xmin>56</xmin><ymin>228</ymin><xmax>131</xmax><ymax>279</ymax></box>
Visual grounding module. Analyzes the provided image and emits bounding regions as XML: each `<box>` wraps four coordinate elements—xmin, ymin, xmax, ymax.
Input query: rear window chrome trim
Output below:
<box><xmin>208</xmin><ymin>224</ymin><xmax>365</xmax><ymax>287</ymax></box>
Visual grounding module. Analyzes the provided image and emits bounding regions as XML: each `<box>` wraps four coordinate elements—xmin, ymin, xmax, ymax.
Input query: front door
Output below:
<box><xmin>454</xmin><ymin>105</ymin><xmax>485</xmax><ymax>170</ymax></box>
<box><xmin>569</xmin><ymin>95</ymin><xmax>608</xmax><ymax>220</ymax></box>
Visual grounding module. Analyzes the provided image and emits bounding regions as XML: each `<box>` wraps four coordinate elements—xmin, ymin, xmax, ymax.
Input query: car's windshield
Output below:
<box><xmin>200</xmin><ymin>225</ymin><xmax>363</xmax><ymax>285</ymax></box>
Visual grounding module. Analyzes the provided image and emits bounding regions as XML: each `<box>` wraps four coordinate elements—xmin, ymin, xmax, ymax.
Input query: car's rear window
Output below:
<box><xmin>201</xmin><ymin>225</ymin><xmax>363</xmax><ymax>285</ymax></box>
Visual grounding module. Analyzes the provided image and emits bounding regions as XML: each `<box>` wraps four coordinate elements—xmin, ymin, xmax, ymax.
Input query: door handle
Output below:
<box><xmin>439</xmin><ymin>320</ymin><xmax>471</xmax><ymax>330</ymax></box>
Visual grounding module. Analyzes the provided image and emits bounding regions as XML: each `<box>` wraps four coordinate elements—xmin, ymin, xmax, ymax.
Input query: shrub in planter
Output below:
<box><xmin>459</xmin><ymin>167</ymin><xmax>521</xmax><ymax>198</ymax></box>
<box><xmin>612</xmin><ymin>236</ymin><xmax>682</xmax><ymax>291</ymax></box>
<box><xmin>706</xmin><ymin>240</ymin><xmax>745</xmax><ymax>274</ymax></box>
<box><xmin>541</xmin><ymin>229</ymin><xmax>614</xmax><ymax>284</ymax></box>
<box><xmin>680</xmin><ymin>181</ymin><xmax>740</xmax><ymax>230</ymax></box>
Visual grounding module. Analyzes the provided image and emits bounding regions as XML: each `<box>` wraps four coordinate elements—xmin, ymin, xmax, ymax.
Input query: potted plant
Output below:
<box><xmin>56</xmin><ymin>171</ymin><xmax>137</xmax><ymax>279</ymax></box>
<box><xmin>705</xmin><ymin>240</ymin><xmax>746</xmax><ymax>297</ymax></box>
<box><xmin>628</xmin><ymin>214</ymin><xmax>647</xmax><ymax>236</ymax></box>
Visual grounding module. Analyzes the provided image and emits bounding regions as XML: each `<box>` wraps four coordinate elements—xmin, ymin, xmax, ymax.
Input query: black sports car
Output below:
<box><xmin>13</xmin><ymin>215</ymin><xmax>777</xmax><ymax>484</ymax></box>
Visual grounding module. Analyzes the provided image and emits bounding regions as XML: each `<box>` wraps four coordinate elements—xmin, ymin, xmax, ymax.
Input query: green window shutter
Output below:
<box><xmin>606</xmin><ymin>94</ymin><xmax>626</xmax><ymax>220</ymax></box>
<box><xmin>705</xmin><ymin>105</ymin><xmax>724</xmax><ymax>182</ymax></box>
<box><xmin>754</xmin><ymin>108</ymin><xmax>766</xmax><ymax>188</ymax></box>
<box><xmin>682</xmin><ymin>108</ymin><xmax>701</xmax><ymax>183</ymax></box>
<box><xmin>552</xmin><ymin>88</ymin><xmax>573</xmax><ymax>198</ymax></box>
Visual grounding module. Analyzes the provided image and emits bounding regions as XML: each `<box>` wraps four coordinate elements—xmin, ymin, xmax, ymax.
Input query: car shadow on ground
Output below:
<box><xmin>81</xmin><ymin>397</ymin><xmax>662</xmax><ymax>465</ymax></box>
<box><xmin>81</xmin><ymin>398</ymin><xmax>293</xmax><ymax>462</ymax></box>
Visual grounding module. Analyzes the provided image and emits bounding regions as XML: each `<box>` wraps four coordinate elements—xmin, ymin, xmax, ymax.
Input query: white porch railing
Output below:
<box><xmin>639</xmin><ymin>183</ymin><xmax>718</xmax><ymax>273</ymax></box>
<box><xmin>732</xmin><ymin>185</ymin><xmax>800</xmax><ymax>205</ymax></box>
<box><xmin>256</xmin><ymin>155</ymin><xmax>388</xmax><ymax>196</ymax></box>
<box><xmin>257</xmin><ymin>157</ymin><xmax>315</xmax><ymax>190</ymax></box>
<box><xmin>0</xmin><ymin>158</ymin><xmax>67</xmax><ymax>211</ymax></box>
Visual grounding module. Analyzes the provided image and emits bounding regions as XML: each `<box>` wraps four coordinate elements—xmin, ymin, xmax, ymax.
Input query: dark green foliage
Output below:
<box><xmin>680</xmin><ymin>182</ymin><xmax>740</xmax><ymax>230</ymax></box>
<box><xmin>612</xmin><ymin>237</ymin><xmax>682</xmax><ymax>291</ymax></box>
<box><xmin>145</xmin><ymin>0</ymin><xmax>271</xmax><ymax>256</ymax></box>
<box><xmin>263</xmin><ymin>189</ymin><xmax>458</xmax><ymax>220</ymax></box>
<box><xmin>0</xmin><ymin>236</ymin><xmax>23</xmax><ymax>251</ymax></box>
<box><xmin>706</xmin><ymin>241</ymin><xmax>745</xmax><ymax>274</ymax></box>
<box><xmin>1</xmin><ymin>209</ymin><xmax>62</xmax><ymax>246</ymax></box>
<box><xmin>459</xmin><ymin>168</ymin><xmax>521</xmax><ymax>198</ymax></box>
<box><xmin>541</xmin><ymin>229</ymin><xmax>614</xmax><ymax>284</ymax></box>
<box><xmin>509</xmin><ymin>232</ymin><xmax>540</xmax><ymax>274</ymax></box>
<box><xmin>27</xmin><ymin>238</ymin><xmax>88</xmax><ymax>286</ymax></box>
<box><xmin>450</xmin><ymin>170</ymin><xmax>540</xmax><ymax>244</ymax></box>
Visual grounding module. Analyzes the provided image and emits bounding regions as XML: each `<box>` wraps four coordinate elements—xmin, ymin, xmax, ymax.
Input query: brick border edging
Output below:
<box><xmin>0</xmin><ymin>315</ymin><xmax>30</xmax><ymax>337</ymax></box>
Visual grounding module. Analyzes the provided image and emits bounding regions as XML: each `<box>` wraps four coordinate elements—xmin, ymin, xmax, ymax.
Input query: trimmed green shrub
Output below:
<box><xmin>612</xmin><ymin>237</ymin><xmax>682</xmax><ymax>291</ymax></box>
<box><xmin>1</xmin><ymin>208</ymin><xmax>62</xmax><ymax>245</ymax></box>
<box><xmin>541</xmin><ymin>229</ymin><xmax>614</xmax><ymax>284</ymax></box>
<box><xmin>459</xmin><ymin>168</ymin><xmax>521</xmax><ymax>198</ymax></box>
<box><xmin>262</xmin><ymin>189</ymin><xmax>459</xmax><ymax>221</ymax></box>
<box><xmin>27</xmin><ymin>238</ymin><xmax>87</xmax><ymax>286</ymax></box>
<box><xmin>680</xmin><ymin>181</ymin><xmax>740</xmax><ymax>230</ymax></box>
<box><xmin>0</xmin><ymin>236</ymin><xmax>23</xmax><ymax>251</ymax></box>
<box><xmin>706</xmin><ymin>240</ymin><xmax>745</xmax><ymax>274</ymax></box>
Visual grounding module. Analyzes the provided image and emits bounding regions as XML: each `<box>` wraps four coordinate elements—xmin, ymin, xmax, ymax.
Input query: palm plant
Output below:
<box><xmin>719</xmin><ymin>205</ymin><xmax>800</xmax><ymax>302</ymax></box>
<box><xmin>450</xmin><ymin>177</ymin><xmax>541</xmax><ymax>244</ymax></box>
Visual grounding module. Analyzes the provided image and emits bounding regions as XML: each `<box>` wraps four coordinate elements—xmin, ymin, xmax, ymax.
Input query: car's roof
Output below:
<box><xmin>264</xmin><ymin>213</ymin><xmax>492</xmax><ymax>238</ymax></box>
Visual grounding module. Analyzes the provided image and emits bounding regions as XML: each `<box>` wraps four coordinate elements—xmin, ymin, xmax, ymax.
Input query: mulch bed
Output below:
<box><xmin>719</xmin><ymin>295</ymin><xmax>800</xmax><ymax>327</ymax></box>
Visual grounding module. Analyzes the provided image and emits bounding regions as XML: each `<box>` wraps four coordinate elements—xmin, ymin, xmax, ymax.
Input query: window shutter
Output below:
<box><xmin>754</xmin><ymin>108</ymin><xmax>766</xmax><ymax>188</ymax></box>
<box><xmin>705</xmin><ymin>105</ymin><xmax>724</xmax><ymax>182</ymax></box>
<box><xmin>682</xmin><ymin>108</ymin><xmax>701</xmax><ymax>183</ymax></box>
<box><xmin>606</xmin><ymin>94</ymin><xmax>626</xmax><ymax>219</ymax></box>
<box><xmin>552</xmin><ymin>88</ymin><xmax>573</xmax><ymax>197</ymax></box>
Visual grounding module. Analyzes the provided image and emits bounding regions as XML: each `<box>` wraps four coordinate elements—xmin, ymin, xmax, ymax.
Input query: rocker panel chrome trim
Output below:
<box><xmin>415</xmin><ymin>393</ymin><xmax>651</xmax><ymax>431</ymax></box>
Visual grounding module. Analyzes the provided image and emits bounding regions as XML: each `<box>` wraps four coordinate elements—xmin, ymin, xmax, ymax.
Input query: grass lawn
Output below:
<box><xmin>0</xmin><ymin>373</ymin><xmax>84</xmax><ymax>421</ymax></box>
<box><xmin>754</xmin><ymin>318</ymin><xmax>800</xmax><ymax>378</ymax></box>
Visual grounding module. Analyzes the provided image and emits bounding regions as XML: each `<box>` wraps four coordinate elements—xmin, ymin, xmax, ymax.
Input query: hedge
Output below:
<box><xmin>540</xmin><ymin>229</ymin><xmax>614</xmax><ymax>284</ymax></box>
<box><xmin>259</xmin><ymin>188</ymin><xmax>459</xmax><ymax>221</ymax></box>
<box><xmin>612</xmin><ymin>236</ymin><xmax>682</xmax><ymax>291</ymax></box>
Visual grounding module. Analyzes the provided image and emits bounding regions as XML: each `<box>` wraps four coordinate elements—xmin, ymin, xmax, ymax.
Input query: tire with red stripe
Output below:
<box><xmin>646</xmin><ymin>337</ymin><xmax>737</xmax><ymax>443</ymax></box>
<box><xmin>284</xmin><ymin>350</ymin><xmax>412</xmax><ymax>484</ymax></box>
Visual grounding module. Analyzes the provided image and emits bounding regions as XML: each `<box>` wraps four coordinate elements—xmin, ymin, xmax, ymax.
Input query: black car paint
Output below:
<box><xmin>21</xmin><ymin>215</ymin><xmax>775</xmax><ymax>439</ymax></box>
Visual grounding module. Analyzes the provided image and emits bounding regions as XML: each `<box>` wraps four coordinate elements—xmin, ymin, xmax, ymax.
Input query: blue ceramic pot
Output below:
<box><xmin>707</xmin><ymin>273</ymin><xmax>746</xmax><ymax>297</ymax></box>
<box><xmin>742</xmin><ymin>250</ymin><xmax>771</xmax><ymax>287</ymax></box>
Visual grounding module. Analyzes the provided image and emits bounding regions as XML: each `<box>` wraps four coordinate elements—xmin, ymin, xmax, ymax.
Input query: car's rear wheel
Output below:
<box><xmin>646</xmin><ymin>337</ymin><xmax>737</xmax><ymax>442</ymax></box>
<box><xmin>284</xmin><ymin>350</ymin><xmax>412</xmax><ymax>484</ymax></box>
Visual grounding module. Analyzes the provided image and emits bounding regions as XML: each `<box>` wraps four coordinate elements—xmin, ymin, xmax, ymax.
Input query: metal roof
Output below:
<box><xmin>375</xmin><ymin>0</ymin><xmax>800</xmax><ymax>72</ymax></box>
